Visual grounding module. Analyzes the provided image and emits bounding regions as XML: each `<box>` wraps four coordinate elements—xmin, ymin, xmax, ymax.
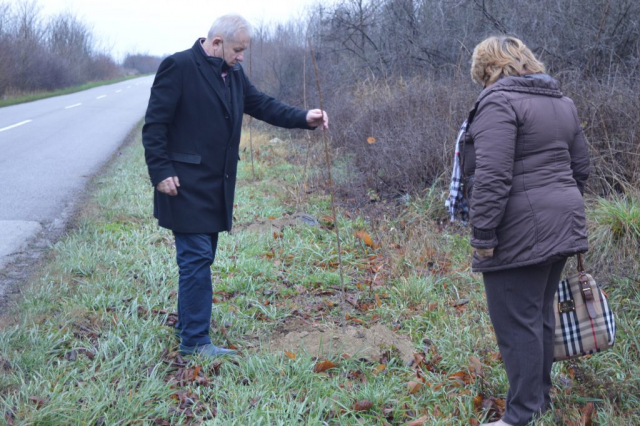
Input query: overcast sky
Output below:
<box><xmin>39</xmin><ymin>0</ymin><xmax>323</xmax><ymax>60</ymax></box>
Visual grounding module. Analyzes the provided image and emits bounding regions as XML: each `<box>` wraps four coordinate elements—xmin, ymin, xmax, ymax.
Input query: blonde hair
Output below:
<box><xmin>471</xmin><ymin>36</ymin><xmax>546</xmax><ymax>86</ymax></box>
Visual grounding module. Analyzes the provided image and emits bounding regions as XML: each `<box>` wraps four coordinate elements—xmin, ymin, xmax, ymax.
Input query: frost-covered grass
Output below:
<box><xmin>0</xmin><ymin>125</ymin><xmax>637</xmax><ymax>425</ymax></box>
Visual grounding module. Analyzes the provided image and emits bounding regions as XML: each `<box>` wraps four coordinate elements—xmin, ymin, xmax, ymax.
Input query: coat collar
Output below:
<box><xmin>477</xmin><ymin>74</ymin><xmax>563</xmax><ymax>104</ymax></box>
<box><xmin>192</xmin><ymin>39</ymin><xmax>231</xmax><ymax>116</ymax></box>
<box><xmin>192</xmin><ymin>39</ymin><xmax>241</xmax><ymax>74</ymax></box>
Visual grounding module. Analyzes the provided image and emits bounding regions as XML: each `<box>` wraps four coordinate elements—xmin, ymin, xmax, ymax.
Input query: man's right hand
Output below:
<box><xmin>157</xmin><ymin>176</ymin><xmax>180</xmax><ymax>196</ymax></box>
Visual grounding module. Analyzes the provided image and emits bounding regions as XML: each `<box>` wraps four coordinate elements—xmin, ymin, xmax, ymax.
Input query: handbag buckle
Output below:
<box><xmin>558</xmin><ymin>300</ymin><xmax>575</xmax><ymax>313</ymax></box>
<box><xmin>579</xmin><ymin>274</ymin><xmax>594</xmax><ymax>300</ymax></box>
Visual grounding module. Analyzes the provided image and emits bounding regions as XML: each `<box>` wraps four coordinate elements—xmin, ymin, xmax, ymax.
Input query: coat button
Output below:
<box><xmin>225</xmin><ymin>116</ymin><xmax>230</xmax><ymax>120</ymax></box>
<box><xmin>225</xmin><ymin>174</ymin><xmax>229</xmax><ymax>179</ymax></box>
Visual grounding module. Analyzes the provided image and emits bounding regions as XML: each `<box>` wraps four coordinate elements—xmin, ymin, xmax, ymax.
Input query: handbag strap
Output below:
<box><xmin>577</xmin><ymin>253</ymin><xmax>597</xmax><ymax>319</ymax></box>
<box><xmin>577</xmin><ymin>253</ymin><xmax>585</xmax><ymax>273</ymax></box>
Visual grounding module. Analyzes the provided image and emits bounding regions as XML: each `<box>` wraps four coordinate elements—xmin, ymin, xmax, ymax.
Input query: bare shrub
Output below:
<box><xmin>325</xmin><ymin>73</ymin><xmax>474</xmax><ymax>196</ymax></box>
<box><xmin>561</xmin><ymin>74</ymin><xmax>640</xmax><ymax>195</ymax></box>
<box><xmin>122</xmin><ymin>54</ymin><xmax>163</xmax><ymax>75</ymax></box>
<box><xmin>245</xmin><ymin>0</ymin><xmax>640</xmax><ymax>199</ymax></box>
<box><xmin>0</xmin><ymin>0</ymin><xmax>120</xmax><ymax>97</ymax></box>
<box><xmin>89</xmin><ymin>53</ymin><xmax>121</xmax><ymax>81</ymax></box>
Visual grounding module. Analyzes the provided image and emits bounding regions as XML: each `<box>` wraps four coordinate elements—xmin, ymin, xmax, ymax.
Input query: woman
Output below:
<box><xmin>463</xmin><ymin>36</ymin><xmax>590</xmax><ymax>425</ymax></box>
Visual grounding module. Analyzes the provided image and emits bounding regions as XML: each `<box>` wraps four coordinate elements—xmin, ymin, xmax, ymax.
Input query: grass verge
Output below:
<box><xmin>0</xmin><ymin>126</ymin><xmax>638</xmax><ymax>425</ymax></box>
<box><xmin>0</xmin><ymin>74</ymin><xmax>152</xmax><ymax>108</ymax></box>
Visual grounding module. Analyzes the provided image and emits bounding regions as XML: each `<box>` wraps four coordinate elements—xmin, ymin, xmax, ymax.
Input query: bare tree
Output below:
<box><xmin>0</xmin><ymin>0</ymin><xmax>120</xmax><ymax>97</ymax></box>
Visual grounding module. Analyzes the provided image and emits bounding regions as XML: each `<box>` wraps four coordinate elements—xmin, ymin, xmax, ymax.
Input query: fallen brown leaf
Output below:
<box><xmin>346</xmin><ymin>314</ymin><xmax>364</xmax><ymax>324</ymax></box>
<box><xmin>404</xmin><ymin>414</ymin><xmax>429</xmax><ymax>426</ymax></box>
<box><xmin>313</xmin><ymin>359</ymin><xmax>339</xmax><ymax>373</ymax></box>
<box><xmin>407</xmin><ymin>380</ymin><xmax>424</xmax><ymax>394</ymax></box>
<box><xmin>192</xmin><ymin>365</ymin><xmax>201</xmax><ymax>381</ymax></box>
<box><xmin>373</xmin><ymin>364</ymin><xmax>386</xmax><ymax>375</ymax></box>
<box><xmin>472</xmin><ymin>394</ymin><xmax>484</xmax><ymax>412</ymax></box>
<box><xmin>474</xmin><ymin>395</ymin><xmax>506</xmax><ymax>421</ymax></box>
<box><xmin>28</xmin><ymin>396</ymin><xmax>47</xmax><ymax>409</ymax></box>
<box><xmin>284</xmin><ymin>350</ymin><xmax>296</xmax><ymax>360</ymax></box>
<box><xmin>580</xmin><ymin>402</ymin><xmax>596</xmax><ymax>426</ymax></box>
<box><xmin>355</xmin><ymin>230</ymin><xmax>378</xmax><ymax>249</ymax></box>
<box><xmin>4</xmin><ymin>410</ymin><xmax>15</xmax><ymax>426</ymax></box>
<box><xmin>320</xmin><ymin>214</ymin><xmax>334</xmax><ymax>225</ymax></box>
<box><xmin>469</xmin><ymin>356</ymin><xmax>484</xmax><ymax>377</ymax></box>
<box><xmin>448</xmin><ymin>370</ymin><xmax>473</xmax><ymax>386</ymax></box>
<box><xmin>353</xmin><ymin>400</ymin><xmax>374</xmax><ymax>411</ymax></box>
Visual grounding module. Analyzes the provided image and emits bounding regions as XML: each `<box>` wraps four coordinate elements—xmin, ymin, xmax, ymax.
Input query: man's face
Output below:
<box><xmin>213</xmin><ymin>31</ymin><xmax>250</xmax><ymax>67</ymax></box>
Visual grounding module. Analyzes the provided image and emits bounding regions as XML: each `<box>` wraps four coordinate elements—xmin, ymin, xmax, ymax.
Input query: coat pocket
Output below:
<box><xmin>169</xmin><ymin>152</ymin><xmax>201</xmax><ymax>164</ymax></box>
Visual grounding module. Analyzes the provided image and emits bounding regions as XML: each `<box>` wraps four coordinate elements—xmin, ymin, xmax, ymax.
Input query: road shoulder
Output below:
<box><xmin>0</xmin><ymin>121</ymin><xmax>143</xmax><ymax>317</ymax></box>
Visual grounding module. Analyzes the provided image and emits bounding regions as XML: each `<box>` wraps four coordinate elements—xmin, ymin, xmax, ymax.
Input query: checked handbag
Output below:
<box><xmin>553</xmin><ymin>254</ymin><xmax>616</xmax><ymax>361</ymax></box>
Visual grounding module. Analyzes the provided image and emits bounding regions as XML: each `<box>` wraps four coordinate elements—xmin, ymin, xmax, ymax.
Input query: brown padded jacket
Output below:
<box><xmin>462</xmin><ymin>74</ymin><xmax>590</xmax><ymax>273</ymax></box>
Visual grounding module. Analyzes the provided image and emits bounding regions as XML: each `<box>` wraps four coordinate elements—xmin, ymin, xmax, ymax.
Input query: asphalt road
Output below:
<box><xmin>0</xmin><ymin>75</ymin><xmax>154</xmax><ymax>281</ymax></box>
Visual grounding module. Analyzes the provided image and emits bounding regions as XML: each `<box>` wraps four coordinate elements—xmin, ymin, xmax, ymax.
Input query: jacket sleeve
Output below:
<box><xmin>142</xmin><ymin>56</ymin><xmax>182</xmax><ymax>186</ymax></box>
<box><xmin>469</xmin><ymin>93</ymin><xmax>517</xmax><ymax>249</ymax></box>
<box><xmin>242</xmin><ymin>70</ymin><xmax>314</xmax><ymax>130</ymax></box>
<box><xmin>568</xmin><ymin>106</ymin><xmax>590</xmax><ymax>195</ymax></box>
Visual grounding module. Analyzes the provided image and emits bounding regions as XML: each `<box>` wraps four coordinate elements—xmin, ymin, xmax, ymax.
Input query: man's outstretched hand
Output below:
<box><xmin>157</xmin><ymin>176</ymin><xmax>180</xmax><ymax>196</ymax></box>
<box><xmin>306</xmin><ymin>109</ymin><xmax>329</xmax><ymax>129</ymax></box>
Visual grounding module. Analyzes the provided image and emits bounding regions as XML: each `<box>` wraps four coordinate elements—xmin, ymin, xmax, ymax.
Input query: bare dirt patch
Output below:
<box><xmin>232</xmin><ymin>213</ymin><xmax>320</xmax><ymax>235</ymax></box>
<box><xmin>264</xmin><ymin>319</ymin><xmax>415</xmax><ymax>364</ymax></box>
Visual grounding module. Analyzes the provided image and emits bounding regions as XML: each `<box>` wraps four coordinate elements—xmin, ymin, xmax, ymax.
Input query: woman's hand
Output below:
<box><xmin>475</xmin><ymin>248</ymin><xmax>494</xmax><ymax>258</ymax></box>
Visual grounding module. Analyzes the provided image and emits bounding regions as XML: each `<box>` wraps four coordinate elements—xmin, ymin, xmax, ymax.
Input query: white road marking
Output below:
<box><xmin>0</xmin><ymin>120</ymin><xmax>32</xmax><ymax>132</ymax></box>
<box><xmin>115</xmin><ymin>89</ymin><xmax>122</xmax><ymax>93</ymax></box>
<box><xmin>96</xmin><ymin>95</ymin><xmax>107</xmax><ymax>99</ymax></box>
<box><xmin>65</xmin><ymin>103</ymin><xmax>82</xmax><ymax>109</ymax></box>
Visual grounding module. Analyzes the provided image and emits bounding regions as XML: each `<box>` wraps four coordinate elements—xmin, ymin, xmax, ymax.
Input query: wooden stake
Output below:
<box><xmin>307</xmin><ymin>37</ymin><xmax>347</xmax><ymax>330</ymax></box>
<box><xmin>302</xmin><ymin>42</ymin><xmax>313</xmax><ymax>186</ymax></box>
<box><xmin>248</xmin><ymin>43</ymin><xmax>256</xmax><ymax>179</ymax></box>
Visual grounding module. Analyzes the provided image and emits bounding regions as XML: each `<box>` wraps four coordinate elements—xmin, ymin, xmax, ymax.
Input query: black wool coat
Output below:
<box><xmin>143</xmin><ymin>40</ymin><xmax>313</xmax><ymax>233</ymax></box>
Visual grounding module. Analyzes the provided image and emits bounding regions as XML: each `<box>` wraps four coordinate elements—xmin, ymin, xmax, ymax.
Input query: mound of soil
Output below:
<box><xmin>232</xmin><ymin>213</ymin><xmax>319</xmax><ymax>235</ymax></box>
<box><xmin>265</xmin><ymin>319</ymin><xmax>415</xmax><ymax>364</ymax></box>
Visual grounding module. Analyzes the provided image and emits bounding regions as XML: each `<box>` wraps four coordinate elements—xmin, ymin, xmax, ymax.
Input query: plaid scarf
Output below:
<box><xmin>445</xmin><ymin>120</ymin><xmax>469</xmax><ymax>224</ymax></box>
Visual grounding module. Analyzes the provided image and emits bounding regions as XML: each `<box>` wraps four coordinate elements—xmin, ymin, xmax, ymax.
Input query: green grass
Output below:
<box><xmin>587</xmin><ymin>193</ymin><xmax>640</xmax><ymax>278</ymax></box>
<box><xmin>0</xmin><ymin>125</ymin><xmax>638</xmax><ymax>424</ymax></box>
<box><xmin>0</xmin><ymin>74</ymin><xmax>152</xmax><ymax>108</ymax></box>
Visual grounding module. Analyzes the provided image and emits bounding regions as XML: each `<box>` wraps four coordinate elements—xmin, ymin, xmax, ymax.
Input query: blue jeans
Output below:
<box><xmin>173</xmin><ymin>232</ymin><xmax>219</xmax><ymax>349</ymax></box>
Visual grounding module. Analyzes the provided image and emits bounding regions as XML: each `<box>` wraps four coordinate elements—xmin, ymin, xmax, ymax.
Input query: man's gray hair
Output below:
<box><xmin>207</xmin><ymin>14</ymin><xmax>253</xmax><ymax>42</ymax></box>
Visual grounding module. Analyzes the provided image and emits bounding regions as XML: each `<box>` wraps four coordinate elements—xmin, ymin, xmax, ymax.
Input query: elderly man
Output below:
<box><xmin>142</xmin><ymin>14</ymin><xmax>328</xmax><ymax>358</ymax></box>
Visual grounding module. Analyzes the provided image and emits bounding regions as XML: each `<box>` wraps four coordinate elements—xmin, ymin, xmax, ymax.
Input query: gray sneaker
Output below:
<box><xmin>180</xmin><ymin>343</ymin><xmax>237</xmax><ymax>358</ymax></box>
